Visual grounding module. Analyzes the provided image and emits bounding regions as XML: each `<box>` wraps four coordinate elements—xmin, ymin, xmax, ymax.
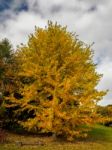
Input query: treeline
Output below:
<box><xmin>97</xmin><ymin>105</ymin><xmax>112</xmax><ymax>126</ymax></box>
<box><xmin>0</xmin><ymin>22</ymin><xmax>109</xmax><ymax>141</ymax></box>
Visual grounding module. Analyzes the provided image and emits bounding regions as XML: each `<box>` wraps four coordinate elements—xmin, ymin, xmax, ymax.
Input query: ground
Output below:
<box><xmin>0</xmin><ymin>125</ymin><xmax>112</xmax><ymax>150</ymax></box>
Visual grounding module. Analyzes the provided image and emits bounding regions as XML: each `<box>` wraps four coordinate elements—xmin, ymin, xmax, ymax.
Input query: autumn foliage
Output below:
<box><xmin>2</xmin><ymin>22</ymin><xmax>107</xmax><ymax>140</ymax></box>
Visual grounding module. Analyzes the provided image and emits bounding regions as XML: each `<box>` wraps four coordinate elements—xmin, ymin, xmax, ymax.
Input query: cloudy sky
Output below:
<box><xmin>0</xmin><ymin>0</ymin><xmax>112</xmax><ymax>105</ymax></box>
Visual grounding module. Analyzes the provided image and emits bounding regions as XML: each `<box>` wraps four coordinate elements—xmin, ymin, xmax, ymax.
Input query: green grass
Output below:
<box><xmin>88</xmin><ymin>124</ymin><xmax>112</xmax><ymax>142</ymax></box>
<box><xmin>0</xmin><ymin>125</ymin><xmax>112</xmax><ymax>150</ymax></box>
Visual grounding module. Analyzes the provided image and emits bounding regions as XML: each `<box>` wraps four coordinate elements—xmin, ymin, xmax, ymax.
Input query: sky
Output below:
<box><xmin>0</xmin><ymin>0</ymin><xmax>112</xmax><ymax>106</ymax></box>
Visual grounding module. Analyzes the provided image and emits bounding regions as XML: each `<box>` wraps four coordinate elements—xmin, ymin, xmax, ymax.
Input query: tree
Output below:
<box><xmin>0</xmin><ymin>38</ymin><xmax>14</xmax><ymax>94</ymax></box>
<box><xmin>0</xmin><ymin>39</ymin><xmax>16</xmax><ymax>127</ymax></box>
<box><xmin>5</xmin><ymin>22</ymin><xmax>107</xmax><ymax>140</ymax></box>
<box><xmin>0</xmin><ymin>39</ymin><xmax>22</xmax><ymax>131</ymax></box>
<box><xmin>97</xmin><ymin>105</ymin><xmax>112</xmax><ymax>126</ymax></box>
<box><xmin>0</xmin><ymin>39</ymin><xmax>13</xmax><ymax>142</ymax></box>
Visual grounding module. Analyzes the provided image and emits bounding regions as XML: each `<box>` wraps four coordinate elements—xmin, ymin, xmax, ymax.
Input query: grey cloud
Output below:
<box><xmin>88</xmin><ymin>5</ymin><xmax>97</xmax><ymax>12</ymax></box>
<box><xmin>50</xmin><ymin>5</ymin><xmax>62</xmax><ymax>14</ymax></box>
<box><xmin>97</xmin><ymin>58</ymin><xmax>112</xmax><ymax>105</ymax></box>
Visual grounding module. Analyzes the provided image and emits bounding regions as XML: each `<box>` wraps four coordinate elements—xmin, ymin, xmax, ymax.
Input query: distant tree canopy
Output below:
<box><xmin>97</xmin><ymin>105</ymin><xmax>112</xmax><ymax>118</ymax></box>
<box><xmin>2</xmin><ymin>22</ymin><xmax>107</xmax><ymax>141</ymax></box>
<box><xmin>97</xmin><ymin>105</ymin><xmax>112</xmax><ymax>126</ymax></box>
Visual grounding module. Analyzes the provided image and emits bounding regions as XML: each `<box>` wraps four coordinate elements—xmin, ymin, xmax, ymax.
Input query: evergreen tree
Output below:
<box><xmin>0</xmin><ymin>38</ymin><xmax>13</xmax><ymax>95</ymax></box>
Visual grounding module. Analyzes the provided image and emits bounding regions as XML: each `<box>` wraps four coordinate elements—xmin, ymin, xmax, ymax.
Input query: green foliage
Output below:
<box><xmin>0</xmin><ymin>39</ymin><xmax>12</xmax><ymax>79</ymax></box>
<box><xmin>0</xmin><ymin>38</ymin><xmax>13</xmax><ymax>90</ymax></box>
<box><xmin>0</xmin><ymin>39</ymin><xmax>19</xmax><ymax>130</ymax></box>
<box><xmin>97</xmin><ymin>105</ymin><xmax>112</xmax><ymax>126</ymax></box>
<box><xmin>0</xmin><ymin>38</ymin><xmax>12</xmax><ymax>59</ymax></box>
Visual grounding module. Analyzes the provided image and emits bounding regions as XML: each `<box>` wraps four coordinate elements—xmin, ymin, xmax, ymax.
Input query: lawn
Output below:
<box><xmin>0</xmin><ymin>125</ymin><xmax>112</xmax><ymax>150</ymax></box>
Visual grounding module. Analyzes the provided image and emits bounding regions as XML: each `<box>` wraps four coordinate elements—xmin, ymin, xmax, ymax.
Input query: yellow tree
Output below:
<box><xmin>5</xmin><ymin>22</ymin><xmax>106</xmax><ymax>140</ymax></box>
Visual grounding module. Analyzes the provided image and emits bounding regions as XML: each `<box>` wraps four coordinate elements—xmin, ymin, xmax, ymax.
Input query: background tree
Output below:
<box><xmin>0</xmin><ymin>38</ymin><xmax>13</xmax><ymax>142</ymax></box>
<box><xmin>0</xmin><ymin>38</ymin><xmax>19</xmax><ymax>129</ymax></box>
<box><xmin>0</xmin><ymin>38</ymin><xmax>14</xmax><ymax>94</ymax></box>
<box><xmin>5</xmin><ymin>22</ymin><xmax>107</xmax><ymax>140</ymax></box>
<box><xmin>97</xmin><ymin>105</ymin><xmax>112</xmax><ymax>126</ymax></box>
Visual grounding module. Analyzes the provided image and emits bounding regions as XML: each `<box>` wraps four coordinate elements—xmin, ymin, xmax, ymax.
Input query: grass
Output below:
<box><xmin>0</xmin><ymin>125</ymin><xmax>112</xmax><ymax>150</ymax></box>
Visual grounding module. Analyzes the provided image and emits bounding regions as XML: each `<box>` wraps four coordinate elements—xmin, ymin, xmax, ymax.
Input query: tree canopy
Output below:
<box><xmin>0</xmin><ymin>38</ymin><xmax>14</xmax><ymax>93</ymax></box>
<box><xmin>3</xmin><ymin>22</ymin><xmax>107</xmax><ymax>141</ymax></box>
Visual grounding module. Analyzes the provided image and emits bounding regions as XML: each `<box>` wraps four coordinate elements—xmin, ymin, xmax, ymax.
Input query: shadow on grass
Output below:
<box><xmin>1</xmin><ymin>124</ymin><xmax>112</xmax><ymax>145</ymax></box>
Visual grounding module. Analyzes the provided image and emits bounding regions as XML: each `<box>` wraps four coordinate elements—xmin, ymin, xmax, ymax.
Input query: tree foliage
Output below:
<box><xmin>97</xmin><ymin>105</ymin><xmax>112</xmax><ymax>126</ymax></box>
<box><xmin>0</xmin><ymin>39</ymin><xmax>19</xmax><ymax>128</ymax></box>
<box><xmin>4</xmin><ymin>22</ymin><xmax>107</xmax><ymax>140</ymax></box>
<box><xmin>0</xmin><ymin>38</ymin><xmax>15</xmax><ymax>93</ymax></box>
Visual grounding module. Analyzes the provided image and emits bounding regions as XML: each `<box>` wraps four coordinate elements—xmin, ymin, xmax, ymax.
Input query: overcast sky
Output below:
<box><xmin>0</xmin><ymin>0</ymin><xmax>112</xmax><ymax>105</ymax></box>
